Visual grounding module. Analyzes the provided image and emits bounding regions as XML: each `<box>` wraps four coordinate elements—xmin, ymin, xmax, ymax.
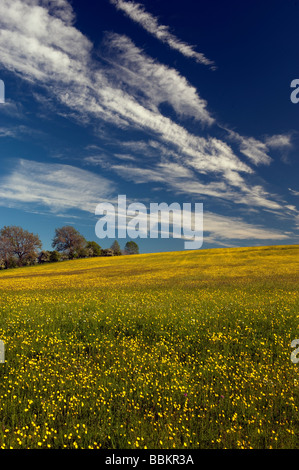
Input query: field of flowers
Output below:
<box><xmin>0</xmin><ymin>244</ymin><xmax>298</xmax><ymax>449</ymax></box>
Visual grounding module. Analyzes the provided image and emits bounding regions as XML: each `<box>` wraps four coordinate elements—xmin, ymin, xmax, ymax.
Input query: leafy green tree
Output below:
<box><xmin>38</xmin><ymin>250</ymin><xmax>50</xmax><ymax>264</ymax></box>
<box><xmin>111</xmin><ymin>240</ymin><xmax>122</xmax><ymax>256</ymax></box>
<box><xmin>52</xmin><ymin>226</ymin><xmax>86</xmax><ymax>259</ymax></box>
<box><xmin>7</xmin><ymin>258</ymin><xmax>17</xmax><ymax>269</ymax></box>
<box><xmin>101</xmin><ymin>248</ymin><xmax>114</xmax><ymax>256</ymax></box>
<box><xmin>86</xmin><ymin>241</ymin><xmax>102</xmax><ymax>257</ymax></box>
<box><xmin>76</xmin><ymin>247</ymin><xmax>89</xmax><ymax>258</ymax></box>
<box><xmin>124</xmin><ymin>241</ymin><xmax>139</xmax><ymax>255</ymax></box>
<box><xmin>48</xmin><ymin>250</ymin><xmax>61</xmax><ymax>262</ymax></box>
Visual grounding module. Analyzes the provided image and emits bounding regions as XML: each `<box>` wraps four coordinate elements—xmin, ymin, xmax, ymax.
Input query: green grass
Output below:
<box><xmin>0</xmin><ymin>244</ymin><xmax>298</xmax><ymax>448</ymax></box>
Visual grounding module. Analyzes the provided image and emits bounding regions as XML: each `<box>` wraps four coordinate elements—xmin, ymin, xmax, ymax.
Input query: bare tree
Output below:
<box><xmin>0</xmin><ymin>235</ymin><xmax>14</xmax><ymax>269</ymax></box>
<box><xmin>52</xmin><ymin>226</ymin><xmax>86</xmax><ymax>259</ymax></box>
<box><xmin>0</xmin><ymin>226</ymin><xmax>42</xmax><ymax>267</ymax></box>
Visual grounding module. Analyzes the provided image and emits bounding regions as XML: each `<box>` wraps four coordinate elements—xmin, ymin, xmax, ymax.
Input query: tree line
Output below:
<box><xmin>0</xmin><ymin>225</ymin><xmax>139</xmax><ymax>269</ymax></box>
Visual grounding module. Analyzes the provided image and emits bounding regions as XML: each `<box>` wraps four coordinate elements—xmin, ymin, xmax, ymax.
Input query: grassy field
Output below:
<box><xmin>0</xmin><ymin>244</ymin><xmax>298</xmax><ymax>449</ymax></box>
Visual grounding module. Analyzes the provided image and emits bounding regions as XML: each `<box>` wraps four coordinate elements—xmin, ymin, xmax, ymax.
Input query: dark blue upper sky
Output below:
<box><xmin>0</xmin><ymin>0</ymin><xmax>298</xmax><ymax>253</ymax></box>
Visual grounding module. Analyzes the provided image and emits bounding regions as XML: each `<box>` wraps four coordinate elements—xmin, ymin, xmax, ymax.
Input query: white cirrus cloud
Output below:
<box><xmin>203</xmin><ymin>212</ymin><xmax>289</xmax><ymax>241</ymax></box>
<box><xmin>0</xmin><ymin>0</ymin><xmax>291</xmax><ymax>221</ymax></box>
<box><xmin>289</xmin><ymin>188</ymin><xmax>299</xmax><ymax>197</ymax></box>
<box><xmin>109</xmin><ymin>0</ymin><xmax>215</xmax><ymax>68</ymax></box>
<box><xmin>0</xmin><ymin>159</ymin><xmax>290</xmax><ymax>245</ymax></box>
<box><xmin>225</xmin><ymin>130</ymin><xmax>272</xmax><ymax>166</ymax></box>
<box><xmin>0</xmin><ymin>159</ymin><xmax>116</xmax><ymax>213</ymax></box>
<box><xmin>0</xmin><ymin>0</ymin><xmax>240</xmax><ymax>181</ymax></box>
<box><xmin>102</xmin><ymin>32</ymin><xmax>214</xmax><ymax>125</ymax></box>
<box><xmin>265</xmin><ymin>133</ymin><xmax>293</xmax><ymax>149</ymax></box>
<box><xmin>109</xmin><ymin>158</ymin><xmax>283</xmax><ymax>211</ymax></box>
<box><xmin>225</xmin><ymin>129</ymin><xmax>294</xmax><ymax>166</ymax></box>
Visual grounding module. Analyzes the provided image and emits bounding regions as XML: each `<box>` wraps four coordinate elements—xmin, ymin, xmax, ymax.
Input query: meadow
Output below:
<box><xmin>0</xmin><ymin>244</ymin><xmax>298</xmax><ymax>449</ymax></box>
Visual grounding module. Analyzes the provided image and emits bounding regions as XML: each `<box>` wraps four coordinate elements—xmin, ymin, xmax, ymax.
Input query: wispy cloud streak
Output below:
<box><xmin>102</xmin><ymin>33</ymin><xmax>214</xmax><ymax>125</ymax></box>
<box><xmin>0</xmin><ymin>0</ymin><xmax>294</xmax><ymax>240</ymax></box>
<box><xmin>0</xmin><ymin>159</ymin><xmax>116</xmax><ymax>213</ymax></box>
<box><xmin>109</xmin><ymin>0</ymin><xmax>215</xmax><ymax>68</ymax></box>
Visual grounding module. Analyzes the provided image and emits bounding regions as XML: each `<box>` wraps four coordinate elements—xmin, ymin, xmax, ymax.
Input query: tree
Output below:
<box><xmin>38</xmin><ymin>250</ymin><xmax>50</xmax><ymax>264</ymax></box>
<box><xmin>86</xmin><ymin>241</ymin><xmax>102</xmax><ymax>257</ymax></box>
<box><xmin>49</xmin><ymin>250</ymin><xmax>61</xmax><ymax>262</ymax></box>
<box><xmin>0</xmin><ymin>226</ymin><xmax>42</xmax><ymax>267</ymax></box>
<box><xmin>76</xmin><ymin>247</ymin><xmax>89</xmax><ymax>258</ymax></box>
<box><xmin>101</xmin><ymin>248</ymin><xmax>114</xmax><ymax>257</ymax></box>
<box><xmin>111</xmin><ymin>240</ymin><xmax>122</xmax><ymax>256</ymax></box>
<box><xmin>25</xmin><ymin>252</ymin><xmax>38</xmax><ymax>266</ymax></box>
<box><xmin>52</xmin><ymin>226</ymin><xmax>86</xmax><ymax>259</ymax></box>
<box><xmin>124</xmin><ymin>241</ymin><xmax>139</xmax><ymax>255</ymax></box>
<box><xmin>0</xmin><ymin>234</ymin><xmax>14</xmax><ymax>269</ymax></box>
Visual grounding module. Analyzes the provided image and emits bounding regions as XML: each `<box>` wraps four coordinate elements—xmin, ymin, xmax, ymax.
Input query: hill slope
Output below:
<box><xmin>0</xmin><ymin>244</ymin><xmax>298</xmax><ymax>290</ymax></box>
<box><xmin>0</xmin><ymin>244</ymin><xmax>298</xmax><ymax>449</ymax></box>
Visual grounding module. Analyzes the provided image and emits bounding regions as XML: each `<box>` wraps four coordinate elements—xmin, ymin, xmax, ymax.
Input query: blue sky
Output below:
<box><xmin>0</xmin><ymin>0</ymin><xmax>298</xmax><ymax>253</ymax></box>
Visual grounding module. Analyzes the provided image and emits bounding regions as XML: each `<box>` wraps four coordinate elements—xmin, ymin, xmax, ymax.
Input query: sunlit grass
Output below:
<box><xmin>0</xmin><ymin>244</ymin><xmax>298</xmax><ymax>448</ymax></box>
